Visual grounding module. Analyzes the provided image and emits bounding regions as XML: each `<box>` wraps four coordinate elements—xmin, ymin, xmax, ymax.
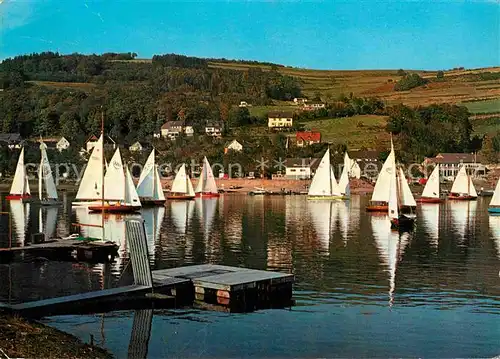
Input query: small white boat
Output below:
<box><xmin>38</xmin><ymin>142</ymin><xmax>61</xmax><ymax>206</ymax></box>
<box><xmin>195</xmin><ymin>157</ymin><xmax>220</xmax><ymax>198</ymax></box>
<box><xmin>418</xmin><ymin>164</ymin><xmax>442</xmax><ymax>203</ymax></box>
<box><xmin>487</xmin><ymin>177</ymin><xmax>500</xmax><ymax>214</ymax></box>
<box><xmin>7</xmin><ymin>147</ymin><xmax>31</xmax><ymax>200</ymax></box>
<box><xmin>73</xmin><ymin>134</ymin><xmax>104</xmax><ymax>207</ymax></box>
<box><xmin>448</xmin><ymin>165</ymin><xmax>477</xmax><ymax>200</ymax></box>
<box><xmin>308</xmin><ymin>149</ymin><xmax>344</xmax><ymax>200</ymax></box>
<box><xmin>366</xmin><ymin>140</ymin><xmax>396</xmax><ymax>212</ymax></box>
<box><xmin>167</xmin><ymin>164</ymin><xmax>195</xmax><ymax>200</ymax></box>
<box><xmin>136</xmin><ymin>149</ymin><xmax>165</xmax><ymax>205</ymax></box>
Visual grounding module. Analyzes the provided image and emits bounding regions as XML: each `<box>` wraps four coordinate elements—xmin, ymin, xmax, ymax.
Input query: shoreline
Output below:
<box><xmin>0</xmin><ymin>315</ymin><xmax>112</xmax><ymax>359</ymax></box>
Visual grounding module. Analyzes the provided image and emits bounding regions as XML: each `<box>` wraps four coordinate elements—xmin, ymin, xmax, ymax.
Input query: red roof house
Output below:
<box><xmin>296</xmin><ymin>131</ymin><xmax>321</xmax><ymax>147</ymax></box>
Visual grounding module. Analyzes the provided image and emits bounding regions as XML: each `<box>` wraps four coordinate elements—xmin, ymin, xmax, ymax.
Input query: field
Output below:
<box><xmin>300</xmin><ymin>115</ymin><xmax>390</xmax><ymax>149</ymax></box>
<box><xmin>471</xmin><ymin>116</ymin><xmax>500</xmax><ymax>136</ymax></box>
<box><xmin>462</xmin><ymin>98</ymin><xmax>500</xmax><ymax>114</ymax></box>
<box><xmin>248</xmin><ymin>103</ymin><xmax>298</xmax><ymax>118</ymax></box>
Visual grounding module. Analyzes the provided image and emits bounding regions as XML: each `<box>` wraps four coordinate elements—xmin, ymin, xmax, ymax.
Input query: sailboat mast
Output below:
<box><xmin>101</xmin><ymin>111</ymin><xmax>105</xmax><ymax>240</ymax></box>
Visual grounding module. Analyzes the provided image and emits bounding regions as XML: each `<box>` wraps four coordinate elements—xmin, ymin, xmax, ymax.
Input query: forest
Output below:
<box><xmin>0</xmin><ymin>52</ymin><xmax>498</xmax><ymax>176</ymax></box>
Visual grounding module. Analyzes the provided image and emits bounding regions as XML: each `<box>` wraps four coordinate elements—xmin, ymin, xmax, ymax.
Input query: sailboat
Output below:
<box><xmin>448</xmin><ymin>165</ymin><xmax>477</xmax><ymax>200</ymax></box>
<box><xmin>38</xmin><ymin>142</ymin><xmax>61</xmax><ymax>205</ymax></box>
<box><xmin>136</xmin><ymin>149</ymin><xmax>166</xmax><ymax>205</ymax></box>
<box><xmin>417</xmin><ymin>164</ymin><xmax>442</xmax><ymax>203</ymax></box>
<box><xmin>338</xmin><ymin>155</ymin><xmax>351</xmax><ymax>198</ymax></box>
<box><xmin>366</xmin><ymin>140</ymin><xmax>395</xmax><ymax>212</ymax></box>
<box><xmin>73</xmin><ymin>134</ymin><xmax>104</xmax><ymax>207</ymax></box>
<box><xmin>308</xmin><ymin>149</ymin><xmax>344</xmax><ymax>200</ymax></box>
<box><xmin>487</xmin><ymin>177</ymin><xmax>500</xmax><ymax>214</ymax></box>
<box><xmin>166</xmin><ymin>164</ymin><xmax>195</xmax><ymax>200</ymax></box>
<box><xmin>489</xmin><ymin>215</ymin><xmax>500</xmax><ymax>259</ymax></box>
<box><xmin>195</xmin><ymin>157</ymin><xmax>220</xmax><ymax>198</ymax></box>
<box><xmin>88</xmin><ymin>148</ymin><xmax>142</xmax><ymax>213</ymax></box>
<box><xmin>6</xmin><ymin>147</ymin><xmax>31</xmax><ymax>200</ymax></box>
<box><xmin>388</xmin><ymin>166</ymin><xmax>416</xmax><ymax>231</ymax></box>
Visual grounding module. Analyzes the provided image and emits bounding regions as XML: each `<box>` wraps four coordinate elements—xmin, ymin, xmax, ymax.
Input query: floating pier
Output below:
<box><xmin>0</xmin><ymin>237</ymin><xmax>118</xmax><ymax>263</ymax></box>
<box><xmin>0</xmin><ymin>219</ymin><xmax>294</xmax><ymax>317</ymax></box>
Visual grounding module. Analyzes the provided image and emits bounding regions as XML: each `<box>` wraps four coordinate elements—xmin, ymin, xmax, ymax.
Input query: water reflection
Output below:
<box><xmin>38</xmin><ymin>206</ymin><xmax>58</xmax><ymax>241</ymax></box>
<box><xmin>489</xmin><ymin>215</ymin><xmax>500</xmax><ymax>259</ymax></box>
<box><xmin>307</xmin><ymin>200</ymin><xmax>335</xmax><ymax>255</ymax></box>
<box><xmin>420</xmin><ymin>203</ymin><xmax>440</xmax><ymax>248</ymax></box>
<box><xmin>448</xmin><ymin>200</ymin><xmax>477</xmax><ymax>241</ymax></box>
<box><xmin>10</xmin><ymin>200</ymin><xmax>30</xmax><ymax>246</ymax></box>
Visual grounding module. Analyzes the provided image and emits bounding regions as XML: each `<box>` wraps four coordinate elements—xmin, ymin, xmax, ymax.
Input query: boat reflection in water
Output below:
<box><xmin>167</xmin><ymin>200</ymin><xmax>195</xmax><ymax>260</ymax></box>
<box><xmin>448</xmin><ymin>200</ymin><xmax>477</xmax><ymax>241</ymax></box>
<box><xmin>307</xmin><ymin>200</ymin><xmax>336</xmax><ymax>255</ymax></box>
<box><xmin>420</xmin><ymin>203</ymin><xmax>440</xmax><ymax>249</ymax></box>
<box><xmin>38</xmin><ymin>206</ymin><xmax>58</xmax><ymax>241</ymax></box>
<box><xmin>195</xmin><ymin>197</ymin><xmax>218</xmax><ymax>262</ymax></box>
<box><xmin>10</xmin><ymin>200</ymin><xmax>30</xmax><ymax>246</ymax></box>
<box><xmin>371</xmin><ymin>214</ymin><xmax>410</xmax><ymax>307</ymax></box>
<box><xmin>489</xmin><ymin>215</ymin><xmax>500</xmax><ymax>259</ymax></box>
<box><xmin>141</xmin><ymin>206</ymin><xmax>165</xmax><ymax>265</ymax></box>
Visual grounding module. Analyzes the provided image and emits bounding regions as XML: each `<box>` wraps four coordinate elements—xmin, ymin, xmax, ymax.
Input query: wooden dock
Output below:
<box><xmin>0</xmin><ymin>238</ymin><xmax>118</xmax><ymax>263</ymax></box>
<box><xmin>0</xmin><ymin>220</ymin><xmax>294</xmax><ymax>317</ymax></box>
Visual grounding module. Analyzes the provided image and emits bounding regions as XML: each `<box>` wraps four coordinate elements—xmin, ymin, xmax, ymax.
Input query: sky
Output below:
<box><xmin>0</xmin><ymin>0</ymin><xmax>498</xmax><ymax>70</ymax></box>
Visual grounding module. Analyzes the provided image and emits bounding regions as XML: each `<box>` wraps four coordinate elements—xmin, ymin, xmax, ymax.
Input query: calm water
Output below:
<box><xmin>0</xmin><ymin>194</ymin><xmax>499</xmax><ymax>357</ymax></box>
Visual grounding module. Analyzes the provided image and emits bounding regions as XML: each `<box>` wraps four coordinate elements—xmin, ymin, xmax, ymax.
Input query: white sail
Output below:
<box><xmin>351</xmin><ymin>161</ymin><xmax>361</xmax><ymax>179</ymax></box>
<box><xmin>330</xmin><ymin>167</ymin><xmax>342</xmax><ymax>196</ymax></box>
<box><xmin>76</xmin><ymin>134</ymin><xmax>104</xmax><ymax>200</ymax></box>
<box><xmin>421</xmin><ymin>164</ymin><xmax>440</xmax><ymax>199</ymax></box>
<box><xmin>490</xmin><ymin>177</ymin><xmax>500</xmax><ymax>207</ymax></box>
<box><xmin>154</xmin><ymin>166</ymin><xmax>165</xmax><ymax>201</ymax></box>
<box><xmin>10</xmin><ymin>147</ymin><xmax>29</xmax><ymax>195</ymax></box>
<box><xmin>398</xmin><ymin>168</ymin><xmax>416</xmax><ymax>207</ymax></box>
<box><xmin>171</xmin><ymin>164</ymin><xmax>194</xmax><ymax>195</ymax></box>
<box><xmin>124</xmin><ymin>166</ymin><xmax>141</xmax><ymax>206</ymax></box>
<box><xmin>338</xmin><ymin>165</ymin><xmax>350</xmax><ymax>196</ymax></box>
<box><xmin>451</xmin><ymin>165</ymin><xmax>476</xmax><ymax>196</ymax></box>
<box><xmin>308</xmin><ymin>149</ymin><xmax>332</xmax><ymax>196</ymax></box>
<box><xmin>371</xmin><ymin>144</ymin><xmax>395</xmax><ymax>202</ymax></box>
<box><xmin>136</xmin><ymin>149</ymin><xmax>155</xmax><ymax>198</ymax></box>
<box><xmin>196</xmin><ymin>157</ymin><xmax>218</xmax><ymax>194</ymax></box>
<box><xmin>388</xmin><ymin>163</ymin><xmax>399</xmax><ymax>221</ymax></box>
<box><xmin>39</xmin><ymin>142</ymin><xmax>58</xmax><ymax>200</ymax></box>
<box><xmin>104</xmin><ymin>148</ymin><xmax>125</xmax><ymax>201</ymax></box>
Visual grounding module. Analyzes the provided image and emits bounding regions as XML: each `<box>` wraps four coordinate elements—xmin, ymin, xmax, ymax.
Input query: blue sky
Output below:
<box><xmin>0</xmin><ymin>0</ymin><xmax>498</xmax><ymax>70</ymax></box>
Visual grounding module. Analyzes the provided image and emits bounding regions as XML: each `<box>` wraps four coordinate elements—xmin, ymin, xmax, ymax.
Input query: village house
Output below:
<box><xmin>37</xmin><ymin>137</ymin><xmax>70</xmax><ymax>152</ymax></box>
<box><xmin>56</xmin><ymin>137</ymin><xmax>70</xmax><ymax>151</ymax></box>
<box><xmin>349</xmin><ymin>150</ymin><xmax>382</xmax><ymax>180</ymax></box>
<box><xmin>424</xmin><ymin>153</ymin><xmax>486</xmax><ymax>180</ymax></box>
<box><xmin>129</xmin><ymin>141</ymin><xmax>149</xmax><ymax>152</ymax></box>
<box><xmin>160</xmin><ymin>121</ymin><xmax>184</xmax><ymax>140</ymax></box>
<box><xmin>238</xmin><ymin>101</ymin><xmax>251</xmax><ymax>108</ymax></box>
<box><xmin>302</xmin><ymin>102</ymin><xmax>326</xmax><ymax>111</ymax></box>
<box><xmin>0</xmin><ymin>133</ymin><xmax>23</xmax><ymax>150</ymax></box>
<box><xmin>293</xmin><ymin>98</ymin><xmax>307</xmax><ymax>105</ymax></box>
<box><xmin>284</xmin><ymin>157</ymin><xmax>320</xmax><ymax>179</ymax></box>
<box><xmin>205</xmin><ymin>122</ymin><xmax>223</xmax><ymax>138</ymax></box>
<box><xmin>85</xmin><ymin>134</ymin><xmax>116</xmax><ymax>152</ymax></box>
<box><xmin>296</xmin><ymin>131</ymin><xmax>321</xmax><ymax>147</ymax></box>
<box><xmin>184</xmin><ymin>124</ymin><xmax>194</xmax><ymax>137</ymax></box>
<box><xmin>268</xmin><ymin>111</ymin><xmax>293</xmax><ymax>130</ymax></box>
<box><xmin>224</xmin><ymin>139</ymin><xmax>243</xmax><ymax>153</ymax></box>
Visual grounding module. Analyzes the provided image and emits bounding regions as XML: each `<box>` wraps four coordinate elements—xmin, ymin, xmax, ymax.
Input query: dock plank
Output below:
<box><xmin>152</xmin><ymin>264</ymin><xmax>253</xmax><ymax>279</ymax></box>
<box><xmin>11</xmin><ymin>285</ymin><xmax>151</xmax><ymax>311</ymax></box>
<box><xmin>192</xmin><ymin>270</ymin><xmax>294</xmax><ymax>291</ymax></box>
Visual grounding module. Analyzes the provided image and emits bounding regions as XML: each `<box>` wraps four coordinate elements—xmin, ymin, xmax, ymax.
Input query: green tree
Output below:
<box><xmin>481</xmin><ymin>135</ymin><xmax>498</xmax><ymax>163</ymax></box>
<box><xmin>436</xmin><ymin>70</ymin><xmax>444</xmax><ymax>79</ymax></box>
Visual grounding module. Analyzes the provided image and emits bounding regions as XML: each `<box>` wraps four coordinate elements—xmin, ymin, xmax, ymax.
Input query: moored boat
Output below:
<box><xmin>38</xmin><ymin>142</ymin><xmax>62</xmax><ymax>206</ymax></box>
<box><xmin>448</xmin><ymin>165</ymin><xmax>477</xmax><ymax>200</ymax></box>
<box><xmin>166</xmin><ymin>164</ymin><xmax>195</xmax><ymax>200</ymax></box>
<box><xmin>136</xmin><ymin>149</ymin><xmax>166</xmax><ymax>205</ymax></box>
<box><xmin>487</xmin><ymin>176</ymin><xmax>500</xmax><ymax>214</ymax></box>
<box><xmin>389</xmin><ymin>165</ymin><xmax>416</xmax><ymax>232</ymax></box>
<box><xmin>308</xmin><ymin>149</ymin><xmax>345</xmax><ymax>200</ymax></box>
<box><xmin>366</xmin><ymin>140</ymin><xmax>395</xmax><ymax>212</ymax></box>
<box><xmin>6</xmin><ymin>147</ymin><xmax>31</xmax><ymax>200</ymax></box>
<box><xmin>417</xmin><ymin>164</ymin><xmax>443</xmax><ymax>203</ymax></box>
<box><xmin>195</xmin><ymin>156</ymin><xmax>220</xmax><ymax>198</ymax></box>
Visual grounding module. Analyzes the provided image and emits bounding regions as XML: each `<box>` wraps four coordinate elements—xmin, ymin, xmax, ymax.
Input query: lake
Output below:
<box><xmin>0</xmin><ymin>194</ymin><xmax>499</xmax><ymax>358</ymax></box>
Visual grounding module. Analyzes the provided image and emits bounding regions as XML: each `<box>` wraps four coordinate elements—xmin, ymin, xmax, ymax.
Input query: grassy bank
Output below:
<box><xmin>463</xmin><ymin>98</ymin><xmax>500</xmax><ymax>114</ymax></box>
<box><xmin>0</xmin><ymin>315</ymin><xmax>111</xmax><ymax>359</ymax></box>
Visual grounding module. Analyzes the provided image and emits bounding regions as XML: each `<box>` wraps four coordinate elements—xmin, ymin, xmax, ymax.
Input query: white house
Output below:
<box><xmin>85</xmin><ymin>135</ymin><xmax>99</xmax><ymax>152</ymax></box>
<box><xmin>424</xmin><ymin>153</ymin><xmax>486</xmax><ymax>180</ymax></box>
<box><xmin>56</xmin><ymin>137</ymin><xmax>70</xmax><ymax>152</ymax></box>
<box><xmin>161</xmin><ymin>121</ymin><xmax>184</xmax><ymax>140</ymax></box>
<box><xmin>205</xmin><ymin>122</ymin><xmax>223</xmax><ymax>138</ymax></box>
<box><xmin>239</xmin><ymin>101</ymin><xmax>251</xmax><ymax>108</ymax></box>
<box><xmin>129</xmin><ymin>141</ymin><xmax>145</xmax><ymax>152</ymax></box>
<box><xmin>224</xmin><ymin>140</ymin><xmax>243</xmax><ymax>153</ymax></box>
<box><xmin>284</xmin><ymin>158</ymin><xmax>320</xmax><ymax>179</ymax></box>
<box><xmin>184</xmin><ymin>125</ymin><xmax>194</xmax><ymax>137</ymax></box>
<box><xmin>268</xmin><ymin>111</ymin><xmax>293</xmax><ymax>129</ymax></box>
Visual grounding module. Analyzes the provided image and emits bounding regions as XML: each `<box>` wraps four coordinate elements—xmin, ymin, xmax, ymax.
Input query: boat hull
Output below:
<box><xmin>488</xmin><ymin>207</ymin><xmax>500</xmax><ymax>214</ymax></box>
<box><xmin>308</xmin><ymin>195</ymin><xmax>346</xmax><ymax>200</ymax></box>
<box><xmin>166</xmin><ymin>195</ymin><xmax>195</xmax><ymax>200</ymax></box>
<box><xmin>417</xmin><ymin>197</ymin><xmax>443</xmax><ymax>203</ymax></box>
<box><xmin>6</xmin><ymin>194</ymin><xmax>31</xmax><ymax>200</ymax></box>
<box><xmin>195</xmin><ymin>192</ymin><xmax>220</xmax><ymax>198</ymax></box>
<box><xmin>139</xmin><ymin>197</ymin><xmax>166</xmax><ymax>206</ymax></box>
<box><xmin>448</xmin><ymin>194</ymin><xmax>477</xmax><ymax>201</ymax></box>
<box><xmin>390</xmin><ymin>215</ymin><xmax>415</xmax><ymax>232</ymax></box>
<box><xmin>88</xmin><ymin>205</ymin><xmax>141</xmax><ymax>213</ymax></box>
<box><xmin>366</xmin><ymin>204</ymin><xmax>388</xmax><ymax>212</ymax></box>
